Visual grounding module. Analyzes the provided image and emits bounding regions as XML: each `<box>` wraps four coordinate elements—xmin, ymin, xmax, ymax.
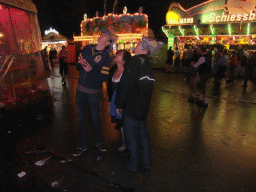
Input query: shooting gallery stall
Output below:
<box><xmin>162</xmin><ymin>0</ymin><xmax>256</xmax><ymax>50</ymax></box>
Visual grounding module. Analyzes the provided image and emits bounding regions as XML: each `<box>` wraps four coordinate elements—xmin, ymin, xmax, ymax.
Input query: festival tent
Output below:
<box><xmin>0</xmin><ymin>0</ymin><xmax>52</xmax><ymax>111</ymax></box>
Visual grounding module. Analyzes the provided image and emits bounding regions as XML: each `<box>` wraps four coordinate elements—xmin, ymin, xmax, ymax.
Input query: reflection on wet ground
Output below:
<box><xmin>1</xmin><ymin>65</ymin><xmax>256</xmax><ymax>191</ymax></box>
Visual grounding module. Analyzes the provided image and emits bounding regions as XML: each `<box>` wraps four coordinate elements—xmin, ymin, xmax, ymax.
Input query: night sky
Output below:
<box><xmin>32</xmin><ymin>0</ymin><xmax>204</xmax><ymax>42</ymax></box>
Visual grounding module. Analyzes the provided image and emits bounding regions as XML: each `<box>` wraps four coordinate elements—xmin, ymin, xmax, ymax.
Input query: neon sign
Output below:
<box><xmin>44</xmin><ymin>27</ymin><xmax>59</xmax><ymax>35</ymax></box>
<box><xmin>208</xmin><ymin>10</ymin><xmax>256</xmax><ymax>23</ymax></box>
<box><xmin>167</xmin><ymin>18</ymin><xmax>193</xmax><ymax>25</ymax></box>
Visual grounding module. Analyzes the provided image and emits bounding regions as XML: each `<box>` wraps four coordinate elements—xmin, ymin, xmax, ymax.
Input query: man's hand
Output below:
<box><xmin>116</xmin><ymin>109</ymin><xmax>122</xmax><ymax>116</ymax></box>
<box><xmin>78</xmin><ymin>59</ymin><xmax>92</xmax><ymax>72</ymax></box>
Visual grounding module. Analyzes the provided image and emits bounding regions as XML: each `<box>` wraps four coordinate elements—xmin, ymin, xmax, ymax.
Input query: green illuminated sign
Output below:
<box><xmin>202</xmin><ymin>10</ymin><xmax>256</xmax><ymax>24</ymax></box>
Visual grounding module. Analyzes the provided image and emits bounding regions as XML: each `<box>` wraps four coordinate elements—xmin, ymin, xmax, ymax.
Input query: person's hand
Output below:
<box><xmin>78</xmin><ymin>59</ymin><xmax>92</xmax><ymax>72</ymax></box>
<box><xmin>116</xmin><ymin>109</ymin><xmax>122</xmax><ymax>116</ymax></box>
<box><xmin>78</xmin><ymin>59</ymin><xmax>87</xmax><ymax>65</ymax></box>
<box><xmin>191</xmin><ymin>61</ymin><xmax>195</xmax><ymax>66</ymax></box>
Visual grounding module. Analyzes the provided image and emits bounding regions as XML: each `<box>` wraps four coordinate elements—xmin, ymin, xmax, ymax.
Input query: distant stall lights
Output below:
<box><xmin>74</xmin><ymin>6</ymin><xmax>149</xmax><ymax>51</ymax></box>
<box><xmin>42</xmin><ymin>27</ymin><xmax>67</xmax><ymax>51</ymax></box>
<box><xmin>44</xmin><ymin>27</ymin><xmax>59</xmax><ymax>36</ymax></box>
<box><xmin>123</xmin><ymin>6</ymin><xmax>127</xmax><ymax>14</ymax></box>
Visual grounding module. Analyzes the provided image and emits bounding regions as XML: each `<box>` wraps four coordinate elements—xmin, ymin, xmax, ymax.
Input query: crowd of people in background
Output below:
<box><xmin>41</xmin><ymin>45</ymin><xmax>69</xmax><ymax>85</ymax></box>
<box><xmin>165</xmin><ymin>43</ymin><xmax>256</xmax><ymax>107</ymax></box>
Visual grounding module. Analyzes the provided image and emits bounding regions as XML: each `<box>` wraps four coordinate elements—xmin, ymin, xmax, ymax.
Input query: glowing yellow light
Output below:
<box><xmin>123</xmin><ymin>6</ymin><xmax>127</xmax><ymax>14</ymax></box>
<box><xmin>0</xmin><ymin>33</ymin><xmax>3</xmax><ymax>38</ymax></box>
<box><xmin>166</xmin><ymin>11</ymin><xmax>180</xmax><ymax>25</ymax></box>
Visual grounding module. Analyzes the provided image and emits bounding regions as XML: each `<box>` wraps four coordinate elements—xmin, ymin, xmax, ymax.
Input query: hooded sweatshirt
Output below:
<box><xmin>115</xmin><ymin>54</ymin><xmax>155</xmax><ymax>120</ymax></box>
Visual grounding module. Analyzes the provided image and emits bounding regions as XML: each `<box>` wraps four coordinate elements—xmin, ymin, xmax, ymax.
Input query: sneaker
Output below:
<box><xmin>195</xmin><ymin>100</ymin><xmax>203</xmax><ymax>106</ymax></box>
<box><xmin>73</xmin><ymin>148</ymin><xmax>87</xmax><ymax>156</ymax></box>
<box><xmin>187</xmin><ymin>96</ymin><xmax>195</xmax><ymax>103</ymax></box>
<box><xmin>118</xmin><ymin>145</ymin><xmax>126</xmax><ymax>152</ymax></box>
<box><xmin>201</xmin><ymin>102</ymin><xmax>208</xmax><ymax>108</ymax></box>
<box><xmin>95</xmin><ymin>144</ymin><xmax>107</xmax><ymax>152</ymax></box>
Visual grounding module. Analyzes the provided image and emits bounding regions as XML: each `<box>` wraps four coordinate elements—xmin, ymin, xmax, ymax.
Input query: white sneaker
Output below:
<box><xmin>118</xmin><ymin>145</ymin><xmax>126</xmax><ymax>152</ymax></box>
<box><xmin>73</xmin><ymin>148</ymin><xmax>87</xmax><ymax>156</ymax></box>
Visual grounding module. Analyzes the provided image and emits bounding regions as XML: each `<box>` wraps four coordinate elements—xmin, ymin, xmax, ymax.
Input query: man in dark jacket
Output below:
<box><xmin>115</xmin><ymin>38</ymin><xmax>163</xmax><ymax>172</ymax></box>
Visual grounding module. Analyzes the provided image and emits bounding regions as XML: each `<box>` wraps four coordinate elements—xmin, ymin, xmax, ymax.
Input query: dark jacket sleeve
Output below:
<box><xmin>115</xmin><ymin>57</ymin><xmax>140</xmax><ymax>109</ymax></box>
<box><xmin>107</xmin><ymin>65</ymin><xmax>117</xmax><ymax>102</ymax></box>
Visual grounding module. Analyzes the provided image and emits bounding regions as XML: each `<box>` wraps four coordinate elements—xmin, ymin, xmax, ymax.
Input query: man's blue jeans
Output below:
<box><xmin>76</xmin><ymin>90</ymin><xmax>102</xmax><ymax>148</ymax></box>
<box><xmin>122</xmin><ymin>115</ymin><xmax>151</xmax><ymax>171</ymax></box>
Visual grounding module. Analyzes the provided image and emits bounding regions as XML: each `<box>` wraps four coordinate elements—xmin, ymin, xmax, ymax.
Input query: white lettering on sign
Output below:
<box><xmin>208</xmin><ymin>10</ymin><xmax>255</xmax><ymax>23</ymax></box>
<box><xmin>167</xmin><ymin>18</ymin><xmax>193</xmax><ymax>25</ymax></box>
<box><xmin>45</xmin><ymin>27</ymin><xmax>59</xmax><ymax>35</ymax></box>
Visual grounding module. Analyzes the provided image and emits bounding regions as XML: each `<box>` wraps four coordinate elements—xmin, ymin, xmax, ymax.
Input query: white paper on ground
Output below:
<box><xmin>18</xmin><ymin>171</ymin><xmax>26</xmax><ymax>178</ymax></box>
<box><xmin>51</xmin><ymin>181</ymin><xmax>60</xmax><ymax>187</ymax></box>
<box><xmin>35</xmin><ymin>157</ymin><xmax>51</xmax><ymax>166</ymax></box>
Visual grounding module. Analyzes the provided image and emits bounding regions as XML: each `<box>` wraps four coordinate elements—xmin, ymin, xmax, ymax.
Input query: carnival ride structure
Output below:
<box><xmin>0</xmin><ymin>0</ymin><xmax>52</xmax><ymax>113</ymax></box>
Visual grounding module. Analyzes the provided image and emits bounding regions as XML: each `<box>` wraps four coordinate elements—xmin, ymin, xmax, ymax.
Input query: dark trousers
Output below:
<box><xmin>216</xmin><ymin>66</ymin><xmax>227</xmax><ymax>81</ymax></box>
<box><xmin>122</xmin><ymin>115</ymin><xmax>151</xmax><ymax>171</ymax></box>
<box><xmin>197</xmin><ymin>73</ymin><xmax>209</xmax><ymax>95</ymax></box>
<box><xmin>244</xmin><ymin>72</ymin><xmax>255</xmax><ymax>86</ymax></box>
<box><xmin>76</xmin><ymin>90</ymin><xmax>102</xmax><ymax>148</ymax></box>
<box><xmin>59</xmin><ymin>59</ymin><xmax>68</xmax><ymax>76</ymax></box>
<box><xmin>50</xmin><ymin>58</ymin><xmax>54</xmax><ymax>68</ymax></box>
<box><xmin>229</xmin><ymin>66</ymin><xmax>236</xmax><ymax>81</ymax></box>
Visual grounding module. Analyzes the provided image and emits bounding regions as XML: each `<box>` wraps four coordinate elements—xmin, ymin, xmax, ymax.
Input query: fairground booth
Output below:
<box><xmin>73</xmin><ymin>7</ymin><xmax>149</xmax><ymax>55</ymax></box>
<box><xmin>162</xmin><ymin>0</ymin><xmax>256</xmax><ymax>51</ymax></box>
<box><xmin>42</xmin><ymin>27</ymin><xmax>67</xmax><ymax>52</ymax></box>
<box><xmin>0</xmin><ymin>0</ymin><xmax>52</xmax><ymax>113</ymax></box>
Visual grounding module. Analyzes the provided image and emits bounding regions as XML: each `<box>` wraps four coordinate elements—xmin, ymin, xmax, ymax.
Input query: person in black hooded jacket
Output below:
<box><xmin>115</xmin><ymin>41</ymin><xmax>155</xmax><ymax>173</ymax></box>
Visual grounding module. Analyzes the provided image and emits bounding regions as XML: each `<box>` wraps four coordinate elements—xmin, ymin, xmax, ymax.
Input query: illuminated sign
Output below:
<box><xmin>166</xmin><ymin>10</ymin><xmax>193</xmax><ymax>25</ymax></box>
<box><xmin>44</xmin><ymin>27</ymin><xmax>59</xmax><ymax>35</ymax></box>
<box><xmin>180</xmin><ymin>18</ymin><xmax>193</xmax><ymax>24</ymax></box>
<box><xmin>208</xmin><ymin>10</ymin><xmax>255</xmax><ymax>23</ymax></box>
<box><xmin>167</xmin><ymin>18</ymin><xmax>193</xmax><ymax>25</ymax></box>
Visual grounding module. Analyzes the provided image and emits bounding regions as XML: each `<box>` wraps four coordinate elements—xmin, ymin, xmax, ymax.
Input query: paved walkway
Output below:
<box><xmin>1</xmin><ymin>64</ymin><xmax>256</xmax><ymax>192</ymax></box>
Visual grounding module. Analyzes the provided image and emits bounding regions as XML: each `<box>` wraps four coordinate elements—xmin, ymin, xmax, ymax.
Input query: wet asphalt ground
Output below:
<box><xmin>1</xmin><ymin>64</ymin><xmax>256</xmax><ymax>192</ymax></box>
